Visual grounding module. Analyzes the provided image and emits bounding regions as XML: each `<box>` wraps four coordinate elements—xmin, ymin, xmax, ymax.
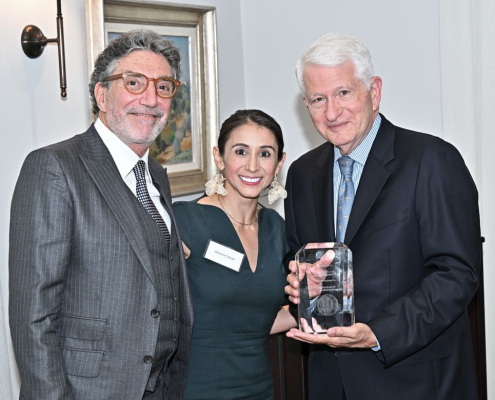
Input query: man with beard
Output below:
<box><xmin>9</xmin><ymin>30</ymin><xmax>193</xmax><ymax>400</ymax></box>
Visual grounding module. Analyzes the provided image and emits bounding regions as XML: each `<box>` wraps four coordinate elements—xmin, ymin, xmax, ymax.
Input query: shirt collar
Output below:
<box><xmin>334</xmin><ymin>114</ymin><xmax>382</xmax><ymax>166</ymax></box>
<box><xmin>94</xmin><ymin>118</ymin><xmax>150</xmax><ymax>180</ymax></box>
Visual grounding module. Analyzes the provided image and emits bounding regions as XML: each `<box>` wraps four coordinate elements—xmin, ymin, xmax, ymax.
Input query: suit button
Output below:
<box><xmin>151</xmin><ymin>309</ymin><xmax>160</xmax><ymax>318</ymax></box>
<box><xmin>143</xmin><ymin>355</ymin><xmax>153</xmax><ymax>364</ymax></box>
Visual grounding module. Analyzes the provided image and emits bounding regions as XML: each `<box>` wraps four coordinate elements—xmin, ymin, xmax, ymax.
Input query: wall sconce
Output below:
<box><xmin>21</xmin><ymin>0</ymin><xmax>67</xmax><ymax>98</ymax></box>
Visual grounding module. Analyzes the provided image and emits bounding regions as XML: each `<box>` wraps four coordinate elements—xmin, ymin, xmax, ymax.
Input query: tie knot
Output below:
<box><xmin>133</xmin><ymin>160</ymin><xmax>147</xmax><ymax>181</ymax></box>
<box><xmin>338</xmin><ymin>156</ymin><xmax>355</xmax><ymax>177</ymax></box>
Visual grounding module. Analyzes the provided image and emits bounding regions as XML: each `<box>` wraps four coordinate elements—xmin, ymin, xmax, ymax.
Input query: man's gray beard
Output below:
<box><xmin>106</xmin><ymin>107</ymin><xmax>168</xmax><ymax>148</ymax></box>
<box><xmin>111</xmin><ymin>121</ymin><xmax>167</xmax><ymax>148</ymax></box>
<box><xmin>140</xmin><ymin>120</ymin><xmax>167</xmax><ymax>147</ymax></box>
<box><xmin>127</xmin><ymin>106</ymin><xmax>167</xmax><ymax>146</ymax></box>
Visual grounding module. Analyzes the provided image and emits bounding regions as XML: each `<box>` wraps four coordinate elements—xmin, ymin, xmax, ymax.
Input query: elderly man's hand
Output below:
<box><xmin>286</xmin><ymin>319</ymin><xmax>378</xmax><ymax>349</ymax></box>
<box><xmin>285</xmin><ymin>248</ymin><xmax>336</xmax><ymax>304</ymax></box>
<box><xmin>285</xmin><ymin>261</ymin><xmax>301</xmax><ymax>303</ymax></box>
<box><xmin>285</xmin><ymin>260</ymin><xmax>326</xmax><ymax>304</ymax></box>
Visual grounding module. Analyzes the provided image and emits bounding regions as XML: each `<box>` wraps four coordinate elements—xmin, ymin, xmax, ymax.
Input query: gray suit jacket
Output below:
<box><xmin>9</xmin><ymin>125</ymin><xmax>193</xmax><ymax>399</ymax></box>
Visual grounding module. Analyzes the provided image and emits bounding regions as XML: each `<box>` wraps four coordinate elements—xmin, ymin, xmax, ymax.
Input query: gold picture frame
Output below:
<box><xmin>85</xmin><ymin>0</ymin><xmax>219</xmax><ymax>196</ymax></box>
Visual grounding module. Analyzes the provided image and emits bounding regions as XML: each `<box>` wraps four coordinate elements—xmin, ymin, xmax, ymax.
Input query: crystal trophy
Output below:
<box><xmin>296</xmin><ymin>243</ymin><xmax>354</xmax><ymax>332</ymax></box>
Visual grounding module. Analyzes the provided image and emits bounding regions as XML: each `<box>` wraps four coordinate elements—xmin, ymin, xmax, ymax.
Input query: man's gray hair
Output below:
<box><xmin>296</xmin><ymin>32</ymin><xmax>375</xmax><ymax>93</ymax></box>
<box><xmin>89</xmin><ymin>29</ymin><xmax>182</xmax><ymax>115</ymax></box>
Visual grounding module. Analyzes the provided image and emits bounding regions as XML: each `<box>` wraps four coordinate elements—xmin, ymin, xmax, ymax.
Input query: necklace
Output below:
<box><xmin>218</xmin><ymin>196</ymin><xmax>260</xmax><ymax>226</ymax></box>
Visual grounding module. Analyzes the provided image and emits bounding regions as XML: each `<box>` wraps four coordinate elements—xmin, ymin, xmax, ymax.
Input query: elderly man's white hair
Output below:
<box><xmin>296</xmin><ymin>32</ymin><xmax>375</xmax><ymax>93</ymax></box>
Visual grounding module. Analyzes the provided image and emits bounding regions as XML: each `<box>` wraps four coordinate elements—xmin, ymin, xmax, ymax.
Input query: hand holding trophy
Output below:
<box><xmin>296</xmin><ymin>243</ymin><xmax>354</xmax><ymax>333</ymax></box>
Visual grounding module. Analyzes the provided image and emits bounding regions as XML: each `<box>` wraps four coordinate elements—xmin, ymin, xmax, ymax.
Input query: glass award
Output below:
<box><xmin>296</xmin><ymin>243</ymin><xmax>354</xmax><ymax>332</ymax></box>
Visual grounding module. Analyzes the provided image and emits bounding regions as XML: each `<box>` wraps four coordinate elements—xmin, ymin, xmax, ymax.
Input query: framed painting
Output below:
<box><xmin>85</xmin><ymin>0</ymin><xmax>219</xmax><ymax>196</ymax></box>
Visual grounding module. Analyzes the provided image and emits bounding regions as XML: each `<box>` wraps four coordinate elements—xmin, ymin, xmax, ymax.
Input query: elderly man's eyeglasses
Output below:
<box><xmin>103</xmin><ymin>71</ymin><xmax>181</xmax><ymax>99</ymax></box>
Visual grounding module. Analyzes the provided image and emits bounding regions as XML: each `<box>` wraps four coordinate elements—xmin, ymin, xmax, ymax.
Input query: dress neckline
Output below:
<box><xmin>195</xmin><ymin>201</ymin><xmax>263</xmax><ymax>274</ymax></box>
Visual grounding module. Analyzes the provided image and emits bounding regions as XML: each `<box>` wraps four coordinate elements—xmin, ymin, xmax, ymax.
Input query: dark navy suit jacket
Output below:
<box><xmin>285</xmin><ymin>114</ymin><xmax>480</xmax><ymax>400</ymax></box>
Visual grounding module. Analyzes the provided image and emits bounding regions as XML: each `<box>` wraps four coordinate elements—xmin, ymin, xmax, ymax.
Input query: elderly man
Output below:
<box><xmin>9</xmin><ymin>30</ymin><xmax>193</xmax><ymax>399</ymax></box>
<box><xmin>284</xmin><ymin>33</ymin><xmax>480</xmax><ymax>400</ymax></box>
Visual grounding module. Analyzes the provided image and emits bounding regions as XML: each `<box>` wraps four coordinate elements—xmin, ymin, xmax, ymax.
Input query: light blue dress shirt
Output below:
<box><xmin>333</xmin><ymin>114</ymin><xmax>381</xmax><ymax>350</ymax></box>
<box><xmin>310</xmin><ymin>114</ymin><xmax>382</xmax><ymax>350</ymax></box>
<box><xmin>333</xmin><ymin>114</ymin><xmax>382</xmax><ymax>228</ymax></box>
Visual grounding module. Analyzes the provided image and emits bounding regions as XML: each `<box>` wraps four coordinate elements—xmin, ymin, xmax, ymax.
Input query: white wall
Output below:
<box><xmin>239</xmin><ymin>0</ymin><xmax>442</xmax><ymax>215</ymax></box>
<box><xmin>1</xmin><ymin>0</ymin><xmax>492</xmax><ymax>397</ymax></box>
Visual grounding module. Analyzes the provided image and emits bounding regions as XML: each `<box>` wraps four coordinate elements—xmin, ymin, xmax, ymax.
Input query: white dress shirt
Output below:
<box><xmin>94</xmin><ymin>118</ymin><xmax>172</xmax><ymax>231</ymax></box>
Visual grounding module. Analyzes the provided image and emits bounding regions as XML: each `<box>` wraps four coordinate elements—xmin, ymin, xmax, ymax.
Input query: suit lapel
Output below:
<box><xmin>312</xmin><ymin>143</ymin><xmax>336</xmax><ymax>242</ymax></box>
<box><xmin>78</xmin><ymin>126</ymin><xmax>159</xmax><ymax>289</ymax></box>
<box><xmin>149</xmin><ymin>158</ymin><xmax>195</xmax><ymax>323</ymax></box>
<box><xmin>149</xmin><ymin>161</ymin><xmax>177</xmax><ymax>255</ymax></box>
<box><xmin>346</xmin><ymin>115</ymin><xmax>395</xmax><ymax>245</ymax></box>
<box><xmin>148</xmin><ymin>160</ymin><xmax>174</xmax><ymax>224</ymax></box>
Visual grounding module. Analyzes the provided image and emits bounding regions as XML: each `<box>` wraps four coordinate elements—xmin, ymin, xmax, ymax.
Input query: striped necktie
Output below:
<box><xmin>133</xmin><ymin>160</ymin><xmax>171</xmax><ymax>247</ymax></box>
<box><xmin>336</xmin><ymin>156</ymin><xmax>355</xmax><ymax>243</ymax></box>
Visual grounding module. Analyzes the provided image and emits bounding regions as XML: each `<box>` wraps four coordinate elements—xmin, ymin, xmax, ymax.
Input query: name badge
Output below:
<box><xmin>203</xmin><ymin>240</ymin><xmax>245</xmax><ymax>272</ymax></box>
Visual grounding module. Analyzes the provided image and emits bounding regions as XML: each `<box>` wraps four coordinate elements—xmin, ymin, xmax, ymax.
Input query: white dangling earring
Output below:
<box><xmin>267</xmin><ymin>175</ymin><xmax>287</xmax><ymax>204</ymax></box>
<box><xmin>205</xmin><ymin>173</ymin><xmax>227</xmax><ymax>196</ymax></box>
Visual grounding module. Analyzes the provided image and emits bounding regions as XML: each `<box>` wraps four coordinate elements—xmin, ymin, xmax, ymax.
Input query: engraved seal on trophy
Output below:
<box><xmin>316</xmin><ymin>294</ymin><xmax>339</xmax><ymax>316</ymax></box>
<box><xmin>296</xmin><ymin>243</ymin><xmax>355</xmax><ymax>331</ymax></box>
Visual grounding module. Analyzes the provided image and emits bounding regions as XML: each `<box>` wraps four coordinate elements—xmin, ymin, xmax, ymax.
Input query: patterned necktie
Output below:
<box><xmin>133</xmin><ymin>160</ymin><xmax>171</xmax><ymax>247</ymax></box>
<box><xmin>336</xmin><ymin>156</ymin><xmax>356</xmax><ymax>243</ymax></box>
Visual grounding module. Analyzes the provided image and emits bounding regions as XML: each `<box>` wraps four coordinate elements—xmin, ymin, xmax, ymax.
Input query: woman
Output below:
<box><xmin>173</xmin><ymin>109</ymin><xmax>296</xmax><ymax>399</ymax></box>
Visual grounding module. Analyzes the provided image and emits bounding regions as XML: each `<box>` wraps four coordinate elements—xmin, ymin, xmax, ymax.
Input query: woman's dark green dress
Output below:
<box><xmin>173</xmin><ymin>200</ymin><xmax>288</xmax><ymax>400</ymax></box>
